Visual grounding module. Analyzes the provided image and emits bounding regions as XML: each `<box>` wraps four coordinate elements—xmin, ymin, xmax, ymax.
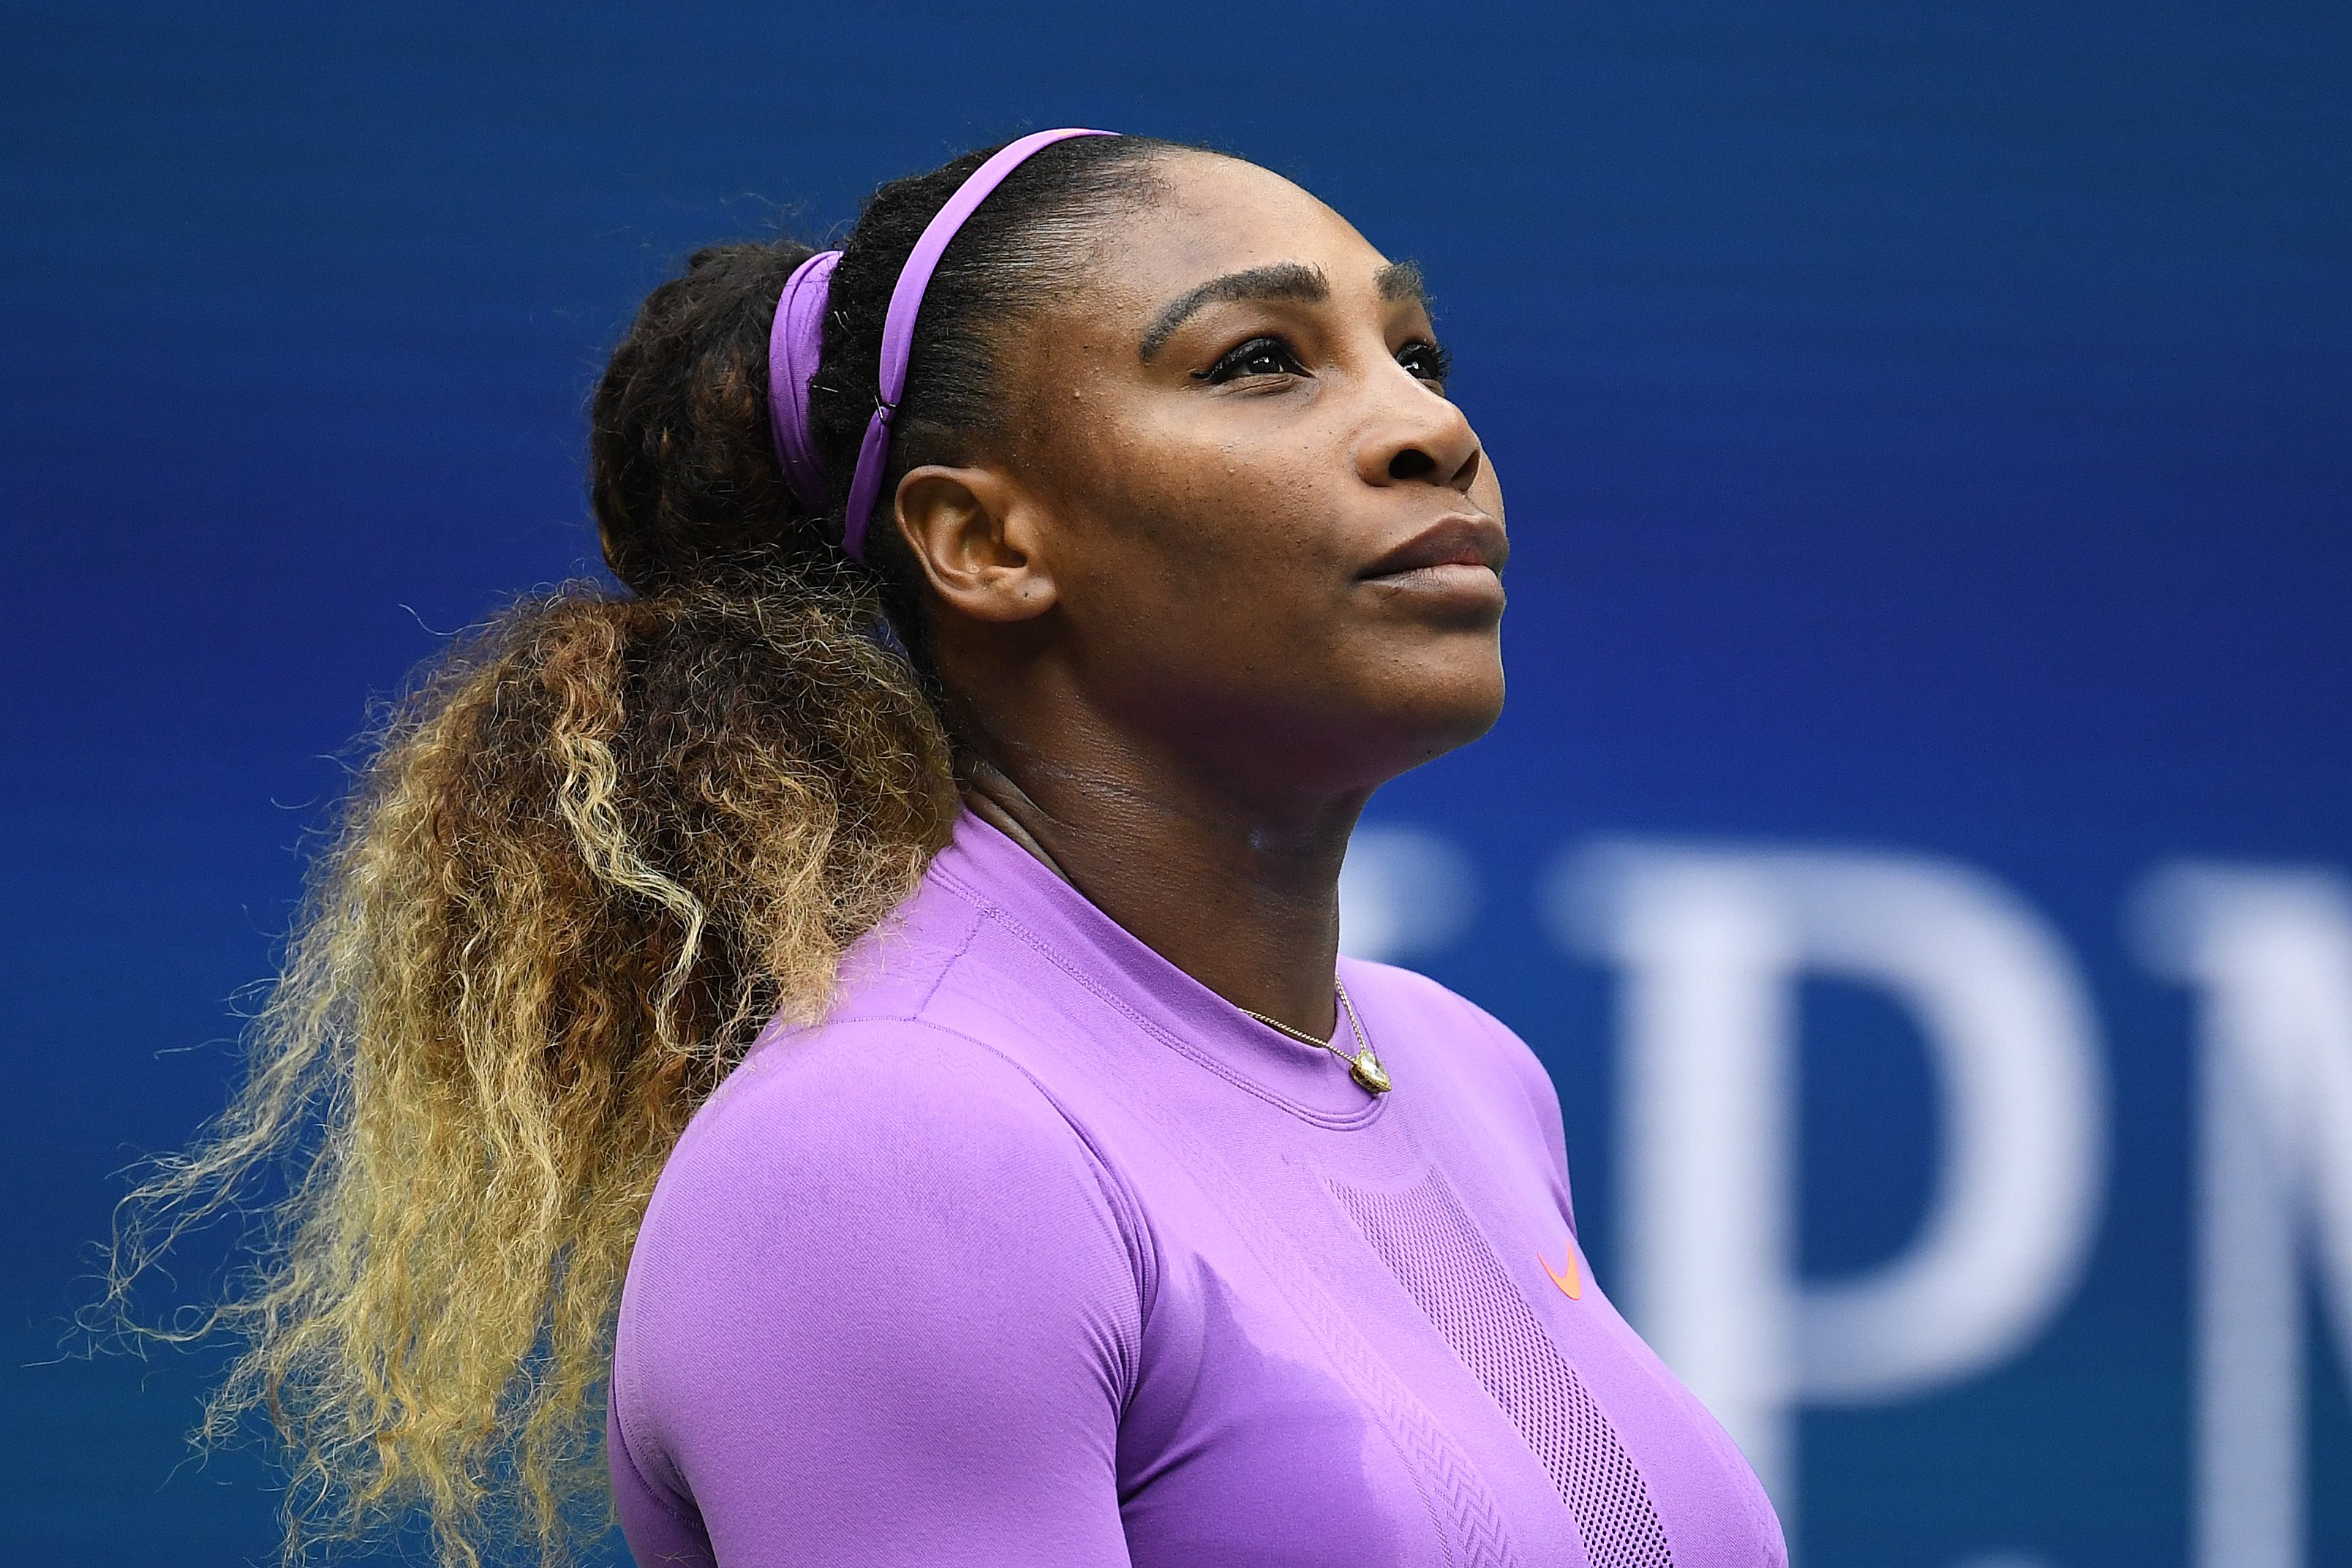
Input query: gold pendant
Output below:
<box><xmin>1349</xmin><ymin>1047</ymin><xmax>1392</xmax><ymax>1095</ymax></box>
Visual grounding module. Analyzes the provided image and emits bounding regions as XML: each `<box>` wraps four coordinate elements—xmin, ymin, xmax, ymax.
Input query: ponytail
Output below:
<box><xmin>109</xmin><ymin>135</ymin><xmax>1184</xmax><ymax>1568</ymax></box>
<box><xmin>109</xmin><ymin>581</ymin><xmax>953</xmax><ymax>1564</ymax></box>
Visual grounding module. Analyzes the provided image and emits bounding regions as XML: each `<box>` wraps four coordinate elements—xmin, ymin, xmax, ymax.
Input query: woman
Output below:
<box><xmin>120</xmin><ymin>132</ymin><xmax>1785</xmax><ymax>1567</ymax></box>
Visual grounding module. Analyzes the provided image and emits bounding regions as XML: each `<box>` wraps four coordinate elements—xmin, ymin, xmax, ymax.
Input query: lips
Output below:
<box><xmin>1360</xmin><ymin>513</ymin><xmax>1509</xmax><ymax>581</ymax></box>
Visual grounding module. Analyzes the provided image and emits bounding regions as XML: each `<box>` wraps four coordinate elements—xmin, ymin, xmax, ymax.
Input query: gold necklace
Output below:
<box><xmin>1238</xmin><ymin>979</ymin><xmax>1392</xmax><ymax>1095</ymax></box>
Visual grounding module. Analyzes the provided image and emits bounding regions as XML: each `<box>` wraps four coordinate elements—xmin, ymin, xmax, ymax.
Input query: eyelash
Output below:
<box><xmin>1194</xmin><ymin>335</ymin><xmax>1455</xmax><ymax>389</ymax></box>
<box><xmin>1196</xmin><ymin>336</ymin><xmax>1303</xmax><ymax>385</ymax></box>
<box><xmin>1398</xmin><ymin>339</ymin><xmax>1454</xmax><ymax>388</ymax></box>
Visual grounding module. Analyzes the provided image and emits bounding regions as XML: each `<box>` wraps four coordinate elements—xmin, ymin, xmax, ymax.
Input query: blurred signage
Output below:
<box><xmin>1343</xmin><ymin>832</ymin><xmax>2352</xmax><ymax>1567</ymax></box>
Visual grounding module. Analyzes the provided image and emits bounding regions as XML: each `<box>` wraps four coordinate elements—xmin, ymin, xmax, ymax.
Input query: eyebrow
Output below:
<box><xmin>1137</xmin><ymin>259</ymin><xmax>1438</xmax><ymax>362</ymax></box>
<box><xmin>1374</xmin><ymin>260</ymin><xmax>1431</xmax><ymax>312</ymax></box>
<box><xmin>1138</xmin><ymin>262</ymin><xmax>1328</xmax><ymax>361</ymax></box>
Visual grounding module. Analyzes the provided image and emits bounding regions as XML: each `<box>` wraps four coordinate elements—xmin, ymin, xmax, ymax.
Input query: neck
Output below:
<box><xmin>957</xmin><ymin>731</ymin><xmax>1366</xmax><ymax>1042</ymax></box>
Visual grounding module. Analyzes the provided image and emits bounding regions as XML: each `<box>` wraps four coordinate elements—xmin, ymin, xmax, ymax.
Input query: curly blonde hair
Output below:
<box><xmin>107</xmin><ymin>137</ymin><xmax>1178</xmax><ymax>1568</ymax></box>
<box><xmin>108</xmin><ymin>580</ymin><xmax>956</xmax><ymax>1564</ymax></box>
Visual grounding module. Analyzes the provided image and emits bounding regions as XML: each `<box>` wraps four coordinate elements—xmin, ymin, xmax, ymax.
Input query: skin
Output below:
<box><xmin>891</xmin><ymin>151</ymin><xmax>1507</xmax><ymax>1042</ymax></box>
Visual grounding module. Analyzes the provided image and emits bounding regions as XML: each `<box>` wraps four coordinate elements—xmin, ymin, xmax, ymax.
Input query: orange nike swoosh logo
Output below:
<box><xmin>1543</xmin><ymin>1240</ymin><xmax>1583</xmax><ymax>1300</ymax></box>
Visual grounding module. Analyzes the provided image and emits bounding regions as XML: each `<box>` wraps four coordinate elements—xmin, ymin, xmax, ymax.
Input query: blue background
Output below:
<box><xmin>4</xmin><ymin>2</ymin><xmax>2347</xmax><ymax>1562</ymax></box>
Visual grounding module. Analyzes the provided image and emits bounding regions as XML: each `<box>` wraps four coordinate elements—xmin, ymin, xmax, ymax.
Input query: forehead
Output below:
<box><xmin>1082</xmin><ymin>154</ymin><xmax>1391</xmax><ymax>317</ymax></box>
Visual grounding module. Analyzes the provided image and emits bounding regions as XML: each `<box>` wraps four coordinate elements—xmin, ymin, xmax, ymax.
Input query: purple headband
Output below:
<box><xmin>766</xmin><ymin>127</ymin><xmax>1118</xmax><ymax>563</ymax></box>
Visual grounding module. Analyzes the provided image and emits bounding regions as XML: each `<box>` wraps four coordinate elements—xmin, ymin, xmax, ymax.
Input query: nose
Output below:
<box><xmin>1355</xmin><ymin>369</ymin><xmax>1484</xmax><ymax>495</ymax></box>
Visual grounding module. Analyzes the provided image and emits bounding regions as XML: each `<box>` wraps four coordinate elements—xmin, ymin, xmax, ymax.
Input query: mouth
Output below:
<box><xmin>1359</xmin><ymin>513</ymin><xmax>1509</xmax><ymax>592</ymax></box>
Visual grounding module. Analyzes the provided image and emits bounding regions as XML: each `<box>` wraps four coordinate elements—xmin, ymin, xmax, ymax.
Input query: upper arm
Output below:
<box><xmin>611</xmin><ymin>1025</ymin><xmax>1142</xmax><ymax>1568</ymax></box>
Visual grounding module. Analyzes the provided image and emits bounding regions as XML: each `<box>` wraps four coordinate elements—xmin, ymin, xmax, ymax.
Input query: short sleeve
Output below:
<box><xmin>610</xmin><ymin>1021</ymin><xmax>1145</xmax><ymax>1567</ymax></box>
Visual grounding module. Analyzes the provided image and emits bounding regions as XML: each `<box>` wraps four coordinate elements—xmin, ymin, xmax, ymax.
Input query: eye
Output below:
<box><xmin>1196</xmin><ymin>335</ymin><xmax>1306</xmax><ymax>385</ymax></box>
<box><xmin>1396</xmin><ymin>339</ymin><xmax>1454</xmax><ymax>389</ymax></box>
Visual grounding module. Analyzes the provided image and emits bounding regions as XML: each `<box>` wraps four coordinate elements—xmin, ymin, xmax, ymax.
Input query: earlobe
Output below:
<box><xmin>892</xmin><ymin>465</ymin><xmax>1059</xmax><ymax>624</ymax></box>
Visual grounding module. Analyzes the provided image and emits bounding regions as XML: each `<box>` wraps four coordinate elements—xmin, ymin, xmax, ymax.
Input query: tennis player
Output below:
<box><xmin>124</xmin><ymin>131</ymin><xmax>1785</xmax><ymax>1568</ymax></box>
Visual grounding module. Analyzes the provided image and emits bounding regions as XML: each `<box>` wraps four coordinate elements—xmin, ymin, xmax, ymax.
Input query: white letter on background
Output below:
<box><xmin>2138</xmin><ymin>865</ymin><xmax>2352</xmax><ymax>1568</ymax></box>
<box><xmin>1550</xmin><ymin>843</ymin><xmax>2107</xmax><ymax>1522</ymax></box>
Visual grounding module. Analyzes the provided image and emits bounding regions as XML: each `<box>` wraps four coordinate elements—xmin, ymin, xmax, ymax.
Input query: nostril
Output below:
<box><xmin>1388</xmin><ymin>448</ymin><xmax>1437</xmax><ymax>481</ymax></box>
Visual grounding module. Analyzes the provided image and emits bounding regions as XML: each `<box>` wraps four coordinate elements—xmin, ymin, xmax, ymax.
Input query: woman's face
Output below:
<box><xmin>903</xmin><ymin>151</ymin><xmax>1507</xmax><ymax>805</ymax></box>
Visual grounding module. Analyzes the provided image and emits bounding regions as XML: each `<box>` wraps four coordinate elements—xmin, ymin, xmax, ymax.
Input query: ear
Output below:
<box><xmin>891</xmin><ymin>464</ymin><xmax>1058</xmax><ymax>623</ymax></box>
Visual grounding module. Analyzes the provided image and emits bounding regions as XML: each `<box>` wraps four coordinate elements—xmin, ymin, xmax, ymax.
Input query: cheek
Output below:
<box><xmin>1075</xmin><ymin>415</ymin><xmax>1348</xmax><ymax>595</ymax></box>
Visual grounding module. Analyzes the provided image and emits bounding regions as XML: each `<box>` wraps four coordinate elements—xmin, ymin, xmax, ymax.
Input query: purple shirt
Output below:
<box><xmin>609</xmin><ymin>811</ymin><xmax>1786</xmax><ymax>1567</ymax></box>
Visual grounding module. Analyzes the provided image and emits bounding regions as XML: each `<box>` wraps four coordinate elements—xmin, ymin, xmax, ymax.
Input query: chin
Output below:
<box><xmin>1365</xmin><ymin>661</ymin><xmax>1507</xmax><ymax>769</ymax></box>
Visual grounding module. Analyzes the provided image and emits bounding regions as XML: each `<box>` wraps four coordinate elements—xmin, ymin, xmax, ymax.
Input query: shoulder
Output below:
<box><xmin>1341</xmin><ymin>957</ymin><xmax>1575</xmax><ymax>1221</ymax></box>
<box><xmin>614</xmin><ymin>1017</ymin><xmax>1153</xmax><ymax>1500</ymax></box>
<box><xmin>613</xmin><ymin>1016</ymin><xmax>1154</xmax><ymax>1527</ymax></box>
<box><xmin>640</xmin><ymin>1016</ymin><xmax>1147</xmax><ymax>1286</ymax></box>
<box><xmin>1341</xmin><ymin>959</ymin><xmax>1550</xmax><ymax>1102</ymax></box>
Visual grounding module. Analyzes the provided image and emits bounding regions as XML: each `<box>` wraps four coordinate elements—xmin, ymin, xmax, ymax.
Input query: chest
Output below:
<box><xmin>1107</xmin><ymin>1123</ymin><xmax>1782</xmax><ymax>1568</ymax></box>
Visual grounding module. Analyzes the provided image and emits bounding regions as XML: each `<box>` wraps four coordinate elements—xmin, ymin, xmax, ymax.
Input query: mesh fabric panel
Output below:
<box><xmin>1331</xmin><ymin>1172</ymin><xmax>1675</xmax><ymax>1568</ymax></box>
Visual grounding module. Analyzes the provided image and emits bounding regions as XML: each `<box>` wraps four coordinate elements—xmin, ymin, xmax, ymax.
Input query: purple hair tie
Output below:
<box><xmin>766</xmin><ymin>249</ymin><xmax>840</xmax><ymax>513</ymax></box>
<box><xmin>764</xmin><ymin>127</ymin><xmax>1117</xmax><ymax>564</ymax></box>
